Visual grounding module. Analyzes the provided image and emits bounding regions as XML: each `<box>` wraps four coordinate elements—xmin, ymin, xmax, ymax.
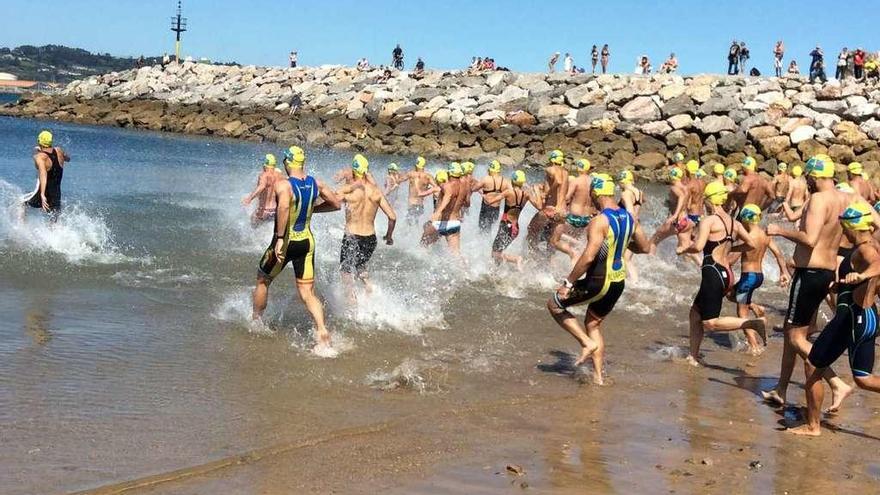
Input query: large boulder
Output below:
<box><xmin>667</xmin><ymin>114</ymin><xmax>694</xmax><ymax>130</ymax></box>
<box><xmin>717</xmin><ymin>131</ymin><xmax>747</xmax><ymax>153</ymax></box>
<box><xmin>758</xmin><ymin>135</ymin><xmax>792</xmax><ymax>156</ymax></box>
<box><xmin>575</xmin><ymin>104</ymin><xmax>607</xmax><ymax>124</ymax></box>
<box><xmin>698</xmin><ymin>96</ymin><xmax>738</xmax><ymax>115</ymax></box>
<box><xmin>620</xmin><ymin>96</ymin><xmax>660</xmax><ymax>123</ymax></box>
<box><xmin>790</xmin><ymin>125</ymin><xmax>817</xmax><ymax>144</ymax></box>
<box><xmin>632</xmin><ymin>152</ymin><xmax>668</xmax><ymax>170</ymax></box>
<box><xmin>640</xmin><ymin>120</ymin><xmax>673</xmax><ymax>137</ymax></box>
<box><xmin>845</xmin><ymin>102</ymin><xmax>880</xmax><ymax>122</ymax></box>
<box><xmin>695</xmin><ymin>115</ymin><xmax>736</xmax><ymax>134</ymax></box>
<box><xmin>661</xmin><ymin>95</ymin><xmax>695</xmax><ymax>117</ymax></box>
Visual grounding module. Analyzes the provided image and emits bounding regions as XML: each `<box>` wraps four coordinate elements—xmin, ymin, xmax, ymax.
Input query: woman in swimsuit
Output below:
<box><xmin>484</xmin><ymin>170</ymin><xmax>542</xmax><ymax>269</ymax></box>
<box><xmin>680</xmin><ymin>181</ymin><xmax>766</xmax><ymax>366</ymax></box>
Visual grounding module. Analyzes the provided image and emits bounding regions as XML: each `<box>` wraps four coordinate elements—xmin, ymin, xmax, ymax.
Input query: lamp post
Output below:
<box><xmin>170</xmin><ymin>1</ymin><xmax>187</xmax><ymax>63</ymax></box>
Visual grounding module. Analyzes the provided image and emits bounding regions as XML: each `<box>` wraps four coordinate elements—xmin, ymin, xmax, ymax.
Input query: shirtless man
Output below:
<box><xmin>729</xmin><ymin>204</ymin><xmax>790</xmax><ymax>354</ymax></box>
<box><xmin>421</xmin><ymin>162</ymin><xmax>466</xmax><ymax>254</ymax></box>
<box><xmin>336</xmin><ymin>154</ymin><xmax>396</xmax><ymax>304</ymax></box>
<box><xmin>404</xmin><ymin>156</ymin><xmax>435</xmax><ymax>225</ymax></box>
<box><xmin>22</xmin><ymin>130</ymin><xmax>71</xmax><ymax>222</ymax></box>
<box><xmin>762</xmin><ymin>155</ymin><xmax>853</xmax><ymax>408</ymax></box>
<box><xmin>526</xmin><ymin>150</ymin><xmax>569</xmax><ymax>253</ymax></box>
<box><xmin>781</xmin><ymin>165</ymin><xmax>809</xmax><ymax>221</ymax></box>
<box><xmin>383</xmin><ymin>162</ymin><xmax>402</xmax><ymax>203</ymax></box>
<box><xmin>767</xmin><ymin>162</ymin><xmax>791</xmax><ymax>213</ymax></box>
<box><xmin>242</xmin><ymin>154</ymin><xmax>283</xmax><ymax>226</ymax></box>
<box><xmin>733</xmin><ymin>156</ymin><xmax>773</xmax><ymax>211</ymax></box>
<box><xmin>252</xmin><ymin>146</ymin><xmax>342</xmax><ymax>352</ymax></box>
<box><xmin>847</xmin><ymin>162</ymin><xmax>875</xmax><ymax>202</ymax></box>
<box><xmin>684</xmin><ymin>160</ymin><xmax>706</xmax><ymax>224</ymax></box>
<box><xmin>460</xmin><ymin>161</ymin><xmax>475</xmax><ymax>219</ymax></box>
<box><xmin>473</xmin><ymin>160</ymin><xmax>510</xmax><ymax>233</ymax></box>
<box><xmin>550</xmin><ymin>158</ymin><xmax>596</xmax><ymax>262</ymax></box>
<box><xmin>650</xmin><ymin>167</ymin><xmax>697</xmax><ymax>261</ymax></box>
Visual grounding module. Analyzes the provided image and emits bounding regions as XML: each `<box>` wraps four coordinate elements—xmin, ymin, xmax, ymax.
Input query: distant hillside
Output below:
<box><xmin>0</xmin><ymin>45</ymin><xmax>233</xmax><ymax>84</ymax></box>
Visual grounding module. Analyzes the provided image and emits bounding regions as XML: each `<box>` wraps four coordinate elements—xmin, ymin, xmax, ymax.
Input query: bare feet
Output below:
<box><xmin>750</xmin><ymin>317</ymin><xmax>768</xmax><ymax>346</ymax></box>
<box><xmin>787</xmin><ymin>424</ymin><xmax>821</xmax><ymax>437</ymax></box>
<box><xmin>826</xmin><ymin>382</ymin><xmax>854</xmax><ymax>414</ymax></box>
<box><xmin>592</xmin><ymin>372</ymin><xmax>605</xmax><ymax>386</ymax></box>
<box><xmin>747</xmin><ymin>346</ymin><xmax>765</xmax><ymax>356</ymax></box>
<box><xmin>685</xmin><ymin>355</ymin><xmax>702</xmax><ymax>367</ymax></box>
<box><xmin>761</xmin><ymin>389</ymin><xmax>785</xmax><ymax>407</ymax></box>
<box><xmin>574</xmin><ymin>342</ymin><xmax>599</xmax><ymax>367</ymax></box>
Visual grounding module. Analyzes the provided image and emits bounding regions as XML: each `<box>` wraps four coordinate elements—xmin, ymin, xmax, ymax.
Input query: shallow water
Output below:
<box><xmin>1</xmin><ymin>116</ymin><xmax>877</xmax><ymax>495</ymax></box>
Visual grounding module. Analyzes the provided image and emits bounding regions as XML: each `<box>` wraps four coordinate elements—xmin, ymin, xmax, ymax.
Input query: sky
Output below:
<box><xmin>2</xmin><ymin>0</ymin><xmax>878</xmax><ymax>75</ymax></box>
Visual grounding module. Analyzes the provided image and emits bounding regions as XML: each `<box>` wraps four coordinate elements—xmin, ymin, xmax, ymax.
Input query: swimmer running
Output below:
<box><xmin>421</xmin><ymin>162</ymin><xmax>466</xmax><ymax>254</ymax></box>
<box><xmin>484</xmin><ymin>170</ymin><xmax>542</xmax><ymax>268</ymax></box>
<box><xmin>550</xmin><ymin>158</ymin><xmax>596</xmax><ymax>262</ymax></box>
<box><xmin>22</xmin><ymin>130</ymin><xmax>70</xmax><ymax>222</ymax></box>
<box><xmin>252</xmin><ymin>145</ymin><xmax>341</xmax><ymax>352</ymax></box>
<box><xmin>473</xmin><ymin>160</ymin><xmax>510</xmax><ymax>233</ymax></box>
<box><xmin>403</xmin><ymin>156</ymin><xmax>435</xmax><ymax>225</ymax></box>
<box><xmin>241</xmin><ymin>153</ymin><xmax>283</xmax><ymax>226</ymax></box>
<box><xmin>548</xmin><ymin>173</ymin><xmax>652</xmax><ymax>385</ymax></box>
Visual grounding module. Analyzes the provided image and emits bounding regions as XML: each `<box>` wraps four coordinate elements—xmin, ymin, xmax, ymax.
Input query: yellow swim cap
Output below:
<box><xmin>415</xmin><ymin>156</ymin><xmax>426</xmax><ymax>169</ymax></box>
<box><xmin>669</xmin><ymin>167</ymin><xmax>684</xmax><ymax>182</ymax></box>
<box><xmin>848</xmin><ymin>162</ymin><xmax>864</xmax><ymax>176</ymax></box>
<box><xmin>806</xmin><ymin>155</ymin><xmax>835</xmax><ymax>178</ymax></box>
<box><xmin>617</xmin><ymin>170</ymin><xmax>634</xmax><ymax>184</ymax></box>
<box><xmin>723</xmin><ymin>168</ymin><xmax>738</xmax><ymax>182</ymax></box>
<box><xmin>591</xmin><ymin>173</ymin><xmax>615</xmax><ymax>196</ymax></box>
<box><xmin>742</xmin><ymin>156</ymin><xmax>757</xmax><ymax>171</ymax></box>
<box><xmin>435</xmin><ymin>170</ymin><xmax>448</xmax><ymax>184</ymax></box>
<box><xmin>739</xmin><ymin>204</ymin><xmax>762</xmax><ymax>224</ymax></box>
<box><xmin>840</xmin><ymin>202</ymin><xmax>874</xmax><ymax>231</ymax></box>
<box><xmin>37</xmin><ymin>130</ymin><xmax>53</xmax><ymax>147</ymax></box>
<box><xmin>388</xmin><ymin>162</ymin><xmax>399</xmax><ymax>172</ymax></box>
<box><xmin>695</xmin><ymin>169</ymin><xmax>707</xmax><ymax>179</ymax></box>
<box><xmin>462</xmin><ymin>161</ymin><xmax>475</xmax><ymax>175</ymax></box>
<box><xmin>512</xmin><ymin>170</ymin><xmax>526</xmax><ymax>186</ymax></box>
<box><xmin>352</xmin><ymin>153</ymin><xmax>369</xmax><ymax>177</ymax></box>
<box><xmin>712</xmin><ymin>162</ymin><xmax>725</xmax><ymax>175</ymax></box>
<box><xmin>489</xmin><ymin>160</ymin><xmax>502</xmax><ymax>173</ymax></box>
<box><xmin>686</xmin><ymin>160</ymin><xmax>700</xmax><ymax>175</ymax></box>
<box><xmin>791</xmin><ymin>165</ymin><xmax>803</xmax><ymax>178</ymax></box>
<box><xmin>448</xmin><ymin>162</ymin><xmax>463</xmax><ymax>178</ymax></box>
<box><xmin>548</xmin><ymin>149</ymin><xmax>565</xmax><ymax>165</ymax></box>
<box><xmin>777</xmin><ymin>162</ymin><xmax>788</xmax><ymax>173</ymax></box>
<box><xmin>263</xmin><ymin>153</ymin><xmax>277</xmax><ymax>168</ymax></box>
<box><xmin>672</xmin><ymin>152</ymin><xmax>685</xmax><ymax>164</ymax></box>
<box><xmin>284</xmin><ymin>146</ymin><xmax>306</xmax><ymax>167</ymax></box>
<box><xmin>704</xmin><ymin>181</ymin><xmax>729</xmax><ymax>205</ymax></box>
<box><xmin>575</xmin><ymin>158</ymin><xmax>591</xmax><ymax>173</ymax></box>
<box><xmin>836</xmin><ymin>182</ymin><xmax>855</xmax><ymax>193</ymax></box>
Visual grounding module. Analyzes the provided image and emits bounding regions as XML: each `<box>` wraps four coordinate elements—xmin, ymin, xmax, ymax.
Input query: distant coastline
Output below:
<box><xmin>3</xmin><ymin>62</ymin><xmax>880</xmax><ymax>176</ymax></box>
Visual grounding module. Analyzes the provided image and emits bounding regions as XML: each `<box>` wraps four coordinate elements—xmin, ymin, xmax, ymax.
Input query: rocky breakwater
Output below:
<box><xmin>4</xmin><ymin>62</ymin><xmax>880</xmax><ymax>175</ymax></box>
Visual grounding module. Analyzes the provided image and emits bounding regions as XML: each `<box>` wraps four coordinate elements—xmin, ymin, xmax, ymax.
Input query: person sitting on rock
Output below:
<box><xmin>410</xmin><ymin>57</ymin><xmax>426</xmax><ymax>80</ymax></box>
<box><xmin>377</xmin><ymin>68</ymin><xmax>392</xmax><ymax>83</ymax></box>
<box><xmin>483</xmin><ymin>58</ymin><xmax>496</xmax><ymax>70</ymax></box>
<box><xmin>788</xmin><ymin>60</ymin><xmax>800</xmax><ymax>75</ymax></box>
<box><xmin>660</xmin><ymin>53</ymin><xmax>678</xmax><ymax>73</ymax></box>
<box><xmin>638</xmin><ymin>56</ymin><xmax>652</xmax><ymax>75</ymax></box>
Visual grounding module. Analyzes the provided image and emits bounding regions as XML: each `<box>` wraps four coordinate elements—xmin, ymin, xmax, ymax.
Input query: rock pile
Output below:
<box><xmin>4</xmin><ymin>62</ymin><xmax>880</xmax><ymax>176</ymax></box>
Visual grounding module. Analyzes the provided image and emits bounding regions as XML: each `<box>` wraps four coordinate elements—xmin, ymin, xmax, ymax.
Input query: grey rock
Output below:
<box><xmin>620</xmin><ymin>96</ymin><xmax>660</xmax><ymax>123</ymax></box>
<box><xmin>695</xmin><ymin>115</ymin><xmax>736</xmax><ymax>134</ymax></box>
<box><xmin>698</xmin><ymin>96</ymin><xmax>738</xmax><ymax>115</ymax></box>
<box><xmin>717</xmin><ymin>131</ymin><xmax>747</xmax><ymax>153</ymax></box>
<box><xmin>575</xmin><ymin>105</ymin><xmax>607</xmax><ymax>124</ymax></box>
<box><xmin>661</xmin><ymin>95</ymin><xmax>695</xmax><ymax>118</ymax></box>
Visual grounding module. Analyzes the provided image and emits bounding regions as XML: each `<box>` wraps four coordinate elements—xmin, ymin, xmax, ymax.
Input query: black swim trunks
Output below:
<box><xmin>340</xmin><ymin>233</ymin><xmax>378</xmax><ymax>275</ymax></box>
<box><xmin>785</xmin><ymin>268</ymin><xmax>835</xmax><ymax>327</ymax></box>
<box><xmin>809</xmin><ymin>303</ymin><xmax>878</xmax><ymax>377</ymax></box>
<box><xmin>258</xmin><ymin>236</ymin><xmax>315</xmax><ymax>282</ymax></box>
<box><xmin>553</xmin><ymin>278</ymin><xmax>626</xmax><ymax>319</ymax></box>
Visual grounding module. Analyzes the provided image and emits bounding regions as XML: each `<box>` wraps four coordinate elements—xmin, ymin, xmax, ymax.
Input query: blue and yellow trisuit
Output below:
<box><xmin>553</xmin><ymin>207</ymin><xmax>635</xmax><ymax>318</ymax></box>
<box><xmin>259</xmin><ymin>175</ymin><xmax>318</xmax><ymax>282</ymax></box>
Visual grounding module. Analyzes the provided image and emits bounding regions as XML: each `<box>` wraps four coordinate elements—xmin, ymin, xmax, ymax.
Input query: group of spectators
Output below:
<box><xmin>548</xmin><ymin>45</ymin><xmax>611</xmax><ymax>74</ymax></box>
<box><xmin>467</xmin><ymin>56</ymin><xmax>500</xmax><ymax>73</ymax></box>
<box><xmin>727</xmin><ymin>40</ymin><xmax>753</xmax><ymax>75</ymax></box>
<box><xmin>728</xmin><ymin>41</ymin><xmax>880</xmax><ymax>83</ymax></box>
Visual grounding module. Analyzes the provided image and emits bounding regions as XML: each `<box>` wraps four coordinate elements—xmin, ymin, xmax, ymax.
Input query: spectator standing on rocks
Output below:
<box><xmin>600</xmin><ymin>44</ymin><xmax>610</xmax><ymax>73</ymax></box>
<box><xmin>809</xmin><ymin>45</ymin><xmax>823</xmax><ymax>74</ymax></box>
<box><xmin>548</xmin><ymin>52</ymin><xmax>560</xmax><ymax>73</ymax></box>
<box><xmin>161</xmin><ymin>53</ymin><xmax>170</xmax><ymax>70</ymax></box>
<box><xmin>563</xmin><ymin>52</ymin><xmax>573</xmax><ymax>73</ymax></box>
<box><xmin>289</xmin><ymin>51</ymin><xmax>297</xmax><ymax>68</ymax></box>
<box><xmin>810</xmin><ymin>45</ymin><xmax>827</xmax><ymax>83</ymax></box>
<box><xmin>738</xmin><ymin>42</ymin><xmax>750</xmax><ymax>75</ymax></box>
<box><xmin>837</xmin><ymin>48</ymin><xmax>849</xmax><ymax>80</ymax></box>
<box><xmin>774</xmin><ymin>41</ymin><xmax>785</xmax><ymax>77</ymax></box>
<box><xmin>392</xmin><ymin>44</ymin><xmax>404</xmax><ymax>70</ymax></box>
<box><xmin>727</xmin><ymin>40</ymin><xmax>740</xmax><ymax>75</ymax></box>
<box><xmin>854</xmin><ymin>48</ymin><xmax>866</xmax><ymax>80</ymax></box>
<box><xmin>591</xmin><ymin>45</ymin><xmax>599</xmax><ymax>73</ymax></box>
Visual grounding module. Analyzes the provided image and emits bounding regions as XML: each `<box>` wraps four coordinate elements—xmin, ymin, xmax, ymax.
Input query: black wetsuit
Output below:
<box><xmin>478</xmin><ymin>176</ymin><xmax>503</xmax><ymax>232</ymax></box>
<box><xmin>492</xmin><ymin>188</ymin><xmax>527</xmax><ymax>254</ymax></box>
<box><xmin>25</xmin><ymin>148</ymin><xmax>63</xmax><ymax>213</ymax></box>
<box><xmin>694</xmin><ymin>215</ymin><xmax>734</xmax><ymax>320</ymax></box>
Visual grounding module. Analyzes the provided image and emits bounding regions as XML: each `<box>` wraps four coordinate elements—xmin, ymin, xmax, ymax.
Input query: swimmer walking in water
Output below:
<box><xmin>421</xmin><ymin>162</ymin><xmax>466</xmax><ymax>254</ymax></box>
<box><xmin>473</xmin><ymin>160</ymin><xmax>510</xmax><ymax>233</ymax></box>
<box><xmin>22</xmin><ymin>130</ymin><xmax>71</xmax><ymax>222</ymax></box>
<box><xmin>527</xmin><ymin>150</ymin><xmax>569</xmax><ymax>255</ymax></box>
<box><xmin>252</xmin><ymin>146</ymin><xmax>341</xmax><ymax>352</ymax></box>
<box><xmin>403</xmin><ymin>156</ymin><xmax>435</xmax><ymax>225</ymax></box>
<box><xmin>242</xmin><ymin>154</ymin><xmax>283</xmax><ymax>226</ymax></box>
<box><xmin>484</xmin><ymin>170</ymin><xmax>542</xmax><ymax>268</ymax></box>
<box><xmin>550</xmin><ymin>158</ymin><xmax>597</xmax><ymax>262</ymax></box>
<box><xmin>336</xmin><ymin>154</ymin><xmax>396</xmax><ymax>305</ymax></box>
<box><xmin>548</xmin><ymin>174</ymin><xmax>653</xmax><ymax>384</ymax></box>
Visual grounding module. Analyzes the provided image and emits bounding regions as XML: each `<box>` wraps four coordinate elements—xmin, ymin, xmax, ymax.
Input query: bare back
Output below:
<box><xmin>792</xmin><ymin>190</ymin><xmax>848</xmax><ymax>270</ymax></box>
<box><xmin>686</xmin><ymin>178</ymin><xmax>705</xmax><ymax>216</ymax></box>
<box><xmin>788</xmin><ymin>177</ymin><xmax>808</xmax><ymax>207</ymax></box>
<box><xmin>567</xmin><ymin>174</ymin><xmax>594</xmax><ymax>217</ymax></box>
<box><xmin>407</xmin><ymin>171</ymin><xmax>432</xmax><ymax>205</ymax></box>
<box><xmin>342</xmin><ymin>182</ymin><xmax>383</xmax><ymax>236</ymax></box>
<box><xmin>741</xmin><ymin>226</ymin><xmax>770</xmax><ymax>272</ymax></box>
<box><xmin>544</xmin><ymin>166</ymin><xmax>569</xmax><ymax>213</ymax></box>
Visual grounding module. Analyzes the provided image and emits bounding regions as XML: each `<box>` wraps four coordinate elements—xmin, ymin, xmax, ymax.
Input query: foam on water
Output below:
<box><xmin>0</xmin><ymin>180</ymin><xmax>131</xmax><ymax>264</ymax></box>
<box><xmin>366</xmin><ymin>357</ymin><xmax>446</xmax><ymax>393</ymax></box>
<box><xmin>112</xmin><ymin>267</ymin><xmax>213</xmax><ymax>289</ymax></box>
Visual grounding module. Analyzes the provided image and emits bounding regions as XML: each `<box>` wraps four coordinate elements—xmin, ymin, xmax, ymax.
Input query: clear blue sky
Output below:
<box><xmin>2</xmin><ymin>0</ymin><xmax>878</xmax><ymax>75</ymax></box>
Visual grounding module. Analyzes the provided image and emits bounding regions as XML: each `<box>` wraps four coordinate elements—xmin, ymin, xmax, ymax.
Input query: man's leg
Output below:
<box><xmin>547</xmin><ymin>299</ymin><xmax>598</xmax><ymax>366</ymax></box>
<box><xmin>549</xmin><ymin>222</ymin><xmax>577</xmax><ymax>262</ymax></box>
<box><xmin>296</xmin><ymin>281</ymin><xmax>331</xmax><ymax>347</ymax></box>
<box><xmin>787</xmin><ymin>368</ymin><xmax>825</xmax><ymax>436</ymax></box>
<box><xmin>584</xmin><ymin>312</ymin><xmax>606</xmax><ymax>385</ymax></box>
<box><xmin>252</xmin><ymin>275</ymin><xmax>272</xmax><ymax>321</ymax></box>
<box><xmin>737</xmin><ymin>302</ymin><xmax>762</xmax><ymax>353</ymax></box>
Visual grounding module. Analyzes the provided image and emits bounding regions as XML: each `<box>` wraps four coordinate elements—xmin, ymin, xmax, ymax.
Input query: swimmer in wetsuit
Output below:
<box><xmin>548</xmin><ymin>173</ymin><xmax>653</xmax><ymax>385</ymax></box>
<box><xmin>242</xmin><ymin>154</ymin><xmax>284</xmax><ymax>226</ymax></box>
<box><xmin>550</xmin><ymin>158</ymin><xmax>596</xmax><ymax>262</ymax></box>
<box><xmin>680</xmin><ymin>181</ymin><xmax>767</xmax><ymax>367</ymax></box>
<box><xmin>252</xmin><ymin>145</ymin><xmax>341</xmax><ymax>352</ymax></box>
<box><xmin>791</xmin><ymin>201</ymin><xmax>880</xmax><ymax>436</ymax></box>
<box><xmin>337</xmin><ymin>154</ymin><xmax>396</xmax><ymax>305</ymax></box>
<box><xmin>484</xmin><ymin>170</ymin><xmax>542</xmax><ymax>269</ymax></box>
<box><xmin>22</xmin><ymin>130</ymin><xmax>71</xmax><ymax>222</ymax></box>
<box><xmin>762</xmin><ymin>154</ymin><xmax>853</xmax><ymax>408</ymax></box>
<box><xmin>473</xmin><ymin>160</ymin><xmax>510</xmax><ymax>233</ymax></box>
<box><xmin>728</xmin><ymin>204</ymin><xmax>790</xmax><ymax>355</ymax></box>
